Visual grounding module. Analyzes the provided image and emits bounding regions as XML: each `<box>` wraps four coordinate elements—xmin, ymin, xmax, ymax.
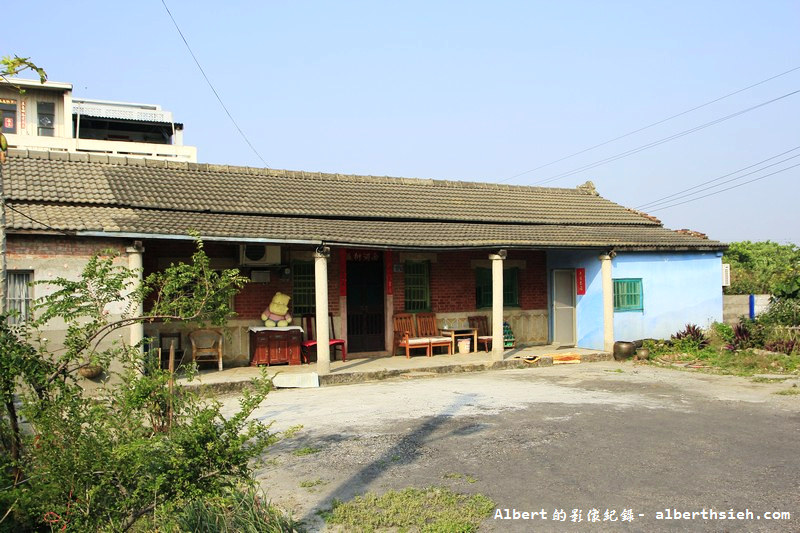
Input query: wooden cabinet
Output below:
<box><xmin>250</xmin><ymin>328</ymin><xmax>302</xmax><ymax>366</ymax></box>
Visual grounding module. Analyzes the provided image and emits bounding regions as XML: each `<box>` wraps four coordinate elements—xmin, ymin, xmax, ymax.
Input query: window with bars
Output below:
<box><xmin>291</xmin><ymin>261</ymin><xmax>315</xmax><ymax>315</ymax></box>
<box><xmin>613</xmin><ymin>278</ymin><xmax>643</xmax><ymax>311</ymax></box>
<box><xmin>404</xmin><ymin>261</ymin><xmax>430</xmax><ymax>312</ymax></box>
<box><xmin>37</xmin><ymin>102</ymin><xmax>55</xmax><ymax>136</ymax></box>
<box><xmin>475</xmin><ymin>267</ymin><xmax>519</xmax><ymax>308</ymax></box>
<box><xmin>6</xmin><ymin>271</ymin><xmax>32</xmax><ymax>324</ymax></box>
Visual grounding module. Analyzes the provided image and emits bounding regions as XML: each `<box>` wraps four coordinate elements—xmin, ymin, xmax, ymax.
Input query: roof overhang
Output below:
<box><xmin>2</xmin><ymin>77</ymin><xmax>72</xmax><ymax>92</ymax></box>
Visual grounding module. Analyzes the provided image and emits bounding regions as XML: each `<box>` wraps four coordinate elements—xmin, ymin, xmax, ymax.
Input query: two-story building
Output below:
<box><xmin>0</xmin><ymin>78</ymin><xmax>196</xmax><ymax>162</ymax></box>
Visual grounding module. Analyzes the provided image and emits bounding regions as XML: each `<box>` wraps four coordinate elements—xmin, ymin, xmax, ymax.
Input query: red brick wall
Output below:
<box><xmin>392</xmin><ymin>249</ymin><xmax>547</xmax><ymax>313</ymax></box>
<box><xmin>518</xmin><ymin>251</ymin><xmax>547</xmax><ymax>309</ymax></box>
<box><xmin>235</xmin><ymin>252</ymin><xmax>341</xmax><ymax>320</ymax></box>
<box><xmin>143</xmin><ymin>240</ymin><xmax>341</xmax><ymax>320</ymax></box>
<box><xmin>8</xmin><ymin>235</ymin><xmax>127</xmax><ymax>256</ymax></box>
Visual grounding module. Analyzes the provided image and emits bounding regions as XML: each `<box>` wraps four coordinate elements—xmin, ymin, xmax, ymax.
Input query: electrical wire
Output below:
<box><xmin>499</xmin><ymin>64</ymin><xmax>800</xmax><ymax>184</ymax></box>
<box><xmin>647</xmin><ymin>162</ymin><xmax>800</xmax><ymax>212</ymax></box>
<box><xmin>636</xmin><ymin>145</ymin><xmax>800</xmax><ymax>209</ymax></box>
<box><xmin>160</xmin><ymin>0</ymin><xmax>271</xmax><ymax>168</ymax></box>
<box><xmin>529</xmin><ymin>89</ymin><xmax>800</xmax><ymax>186</ymax></box>
<box><xmin>3</xmin><ymin>203</ymin><xmax>71</xmax><ymax>235</ymax></box>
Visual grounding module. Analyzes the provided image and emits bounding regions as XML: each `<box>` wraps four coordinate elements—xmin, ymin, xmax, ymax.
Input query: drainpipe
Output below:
<box><xmin>314</xmin><ymin>246</ymin><xmax>331</xmax><ymax>376</ymax></box>
<box><xmin>490</xmin><ymin>250</ymin><xmax>506</xmax><ymax>361</ymax></box>
<box><xmin>126</xmin><ymin>241</ymin><xmax>145</xmax><ymax>351</ymax></box>
<box><xmin>599</xmin><ymin>252</ymin><xmax>615</xmax><ymax>353</ymax></box>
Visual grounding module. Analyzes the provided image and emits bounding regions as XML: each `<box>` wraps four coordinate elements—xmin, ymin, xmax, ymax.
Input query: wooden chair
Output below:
<box><xmin>392</xmin><ymin>313</ymin><xmax>430</xmax><ymax>358</ymax></box>
<box><xmin>468</xmin><ymin>315</ymin><xmax>493</xmax><ymax>352</ymax></box>
<box><xmin>159</xmin><ymin>332</ymin><xmax>183</xmax><ymax>369</ymax></box>
<box><xmin>415</xmin><ymin>312</ymin><xmax>453</xmax><ymax>355</ymax></box>
<box><xmin>189</xmin><ymin>329</ymin><xmax>223</xmax><ymax>371</ymax></box>
<box><xmin>301</xmin><ymin>313</ymin><xmax>347</xmax><ymax>364</ymax></box>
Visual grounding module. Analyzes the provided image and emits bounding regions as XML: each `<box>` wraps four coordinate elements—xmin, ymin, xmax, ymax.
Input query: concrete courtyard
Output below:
<box><xmin>220</xmin><ymin>361</ymin><xmax>800</xmax><ymax>532</ymax></box>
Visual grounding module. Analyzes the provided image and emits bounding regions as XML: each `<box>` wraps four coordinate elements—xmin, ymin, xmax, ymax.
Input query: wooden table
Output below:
<box><xmin>439</xmin><ymin>327</ymin><xmax>478</xmax><ymax>354</ymax></box>
<box><xmin>249</xmin><ymin>326</ymin><xmax>303</xmax><ymax>366</ymax></box>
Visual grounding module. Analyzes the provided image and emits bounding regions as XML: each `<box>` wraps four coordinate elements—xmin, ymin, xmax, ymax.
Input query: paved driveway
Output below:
<box><xmin>221</xmin><ymin>361</ymin><xmax>800</xmax><ymax>532</ymax></box>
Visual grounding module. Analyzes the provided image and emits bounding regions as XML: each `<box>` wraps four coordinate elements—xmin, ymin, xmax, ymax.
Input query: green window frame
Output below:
<box><xmin>404</xmin><ymin>261</ymin><xmax>431</xmax><ymax>312</ymax></box>
<box><xmin>475</xmin><ymin>267</ymin><xmax>519</xmax><ymax>308</ymax></box>
<box><xmin>613</xmin><ymin>278</ymin><xmax>643</xmax><ymax>312</ymax></box>
<box><xmin>291</xmin><ymin>261</ymin><xmax>315</xmax><ymax>315</ymax></box>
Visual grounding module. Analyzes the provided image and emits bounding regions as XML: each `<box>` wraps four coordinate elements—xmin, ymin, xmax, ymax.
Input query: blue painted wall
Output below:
<box><xmin>547</xmin><ymin>250</ymin><xmax>723</xmax><ymax>350</ymax></box>
<box><xmin>611</xmin><ymin>251</ymin><xmax>722</xmax><ymax>341</ymax></box>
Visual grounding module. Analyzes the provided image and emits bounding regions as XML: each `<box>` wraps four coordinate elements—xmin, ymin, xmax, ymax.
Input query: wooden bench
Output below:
<box><xmin>416</xmin><ymin>312</ymin><xmax>453</xmax><ymax>355</ymax></box>
<box><xmin>392</xmin><ymin>313</ymin><xmax>430</xmax><ymax>358</ymax></box>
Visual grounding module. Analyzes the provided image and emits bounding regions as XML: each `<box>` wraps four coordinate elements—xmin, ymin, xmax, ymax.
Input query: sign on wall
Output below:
<box><xmin>576</xmin><ymin>268</ymin><xmax>586</xmax><ymax>295</ymax></box>
<box><xmin>346</xmin><ymin>250</ymin><xmax>381</xmax><ymax>262</ymax></box>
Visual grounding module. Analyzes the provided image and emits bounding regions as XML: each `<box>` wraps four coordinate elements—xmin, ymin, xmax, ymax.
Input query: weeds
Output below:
<box><xmin>321</xmin><ymin>486</ymin><xmax>494</xmax><ymax>532</ymax></box>
<box><xmin>292</xmin><ymin>446</ymin><xmax>321</xmax><ymax>457</ymax></box>
<box><xmin>751</xmin><ymin>376</ymin><xmax>790</xmax><ymax>383</ymax></box>
<box><xmin>166</xmin><ymin>484</ymin><xmax>301</xmax><ymax>532</ymax></box>
<box><xmin>300</xmin><ymin>479</ymin><xmax>327</xmax><ymax>489</ymax></box>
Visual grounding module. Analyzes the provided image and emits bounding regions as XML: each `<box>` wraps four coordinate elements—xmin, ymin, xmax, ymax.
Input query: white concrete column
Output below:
<box><xmin>314</xmin><ymin>249</ymin><xmax>331</xmax><ymax>375</ymax></box>
<box><xmin>126</xmin><ymin>243</ymin><xmax>145</xmax><ymax>350</ymax></box>
<box><xmin>490</xmin><ymin>251</ymin><xmax>506</xmax><ymax>361</ymax></box>
<box><xmin>599</xmin><ymin>253</ymin><xmax>614</xmax><ymax>353</ymax></box>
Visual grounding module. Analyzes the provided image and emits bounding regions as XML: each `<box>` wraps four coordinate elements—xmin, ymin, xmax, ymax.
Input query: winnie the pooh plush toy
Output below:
<box><xmin>260</xmin><ymin>291</ymin><xmax>293</xmax><ymax>327</ymax></box>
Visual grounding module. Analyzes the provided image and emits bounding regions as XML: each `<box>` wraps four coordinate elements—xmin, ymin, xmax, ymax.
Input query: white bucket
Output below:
<box><xmin>457</xmin><ymin>339</ymin><xmax>471</xmax><ymax>354</ymax></box>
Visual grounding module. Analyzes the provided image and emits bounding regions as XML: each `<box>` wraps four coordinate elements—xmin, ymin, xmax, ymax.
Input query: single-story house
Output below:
<box><xmin>2</xmin><ymin>148</ymin><xmax>726</xmax><ymax>374</ymax></box>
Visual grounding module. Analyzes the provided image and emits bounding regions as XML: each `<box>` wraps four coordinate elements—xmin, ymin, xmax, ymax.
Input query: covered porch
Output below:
<box><xmin>138</xmin><ymin>238</ymin><xmax>619</xmax><ymax>377</ymax></box>
<box><xmin>179</xmin><ymin>343</ymin><xmax>611</xmax><ymax>390</ymax></box>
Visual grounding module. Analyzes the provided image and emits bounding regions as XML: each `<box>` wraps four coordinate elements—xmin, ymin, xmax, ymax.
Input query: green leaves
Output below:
<box><xmin>724</xmin><ymin>240</ymin><xmax>800</xmax><ymax>295</ymax></box>
<box><xmin>0</xmin><ymin>238</ymin><xmax>278</xmax><ymax>531</ymax></box>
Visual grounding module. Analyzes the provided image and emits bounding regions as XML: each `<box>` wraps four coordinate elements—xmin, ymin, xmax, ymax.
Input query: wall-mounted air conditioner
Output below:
<box><xmin>721</xmin><ymin>263</ymin><xmax>731</xmax><ymax>287</ymax></box>
<box><xmin>240</xmin><ymin>244</ymin><xmax>281</xmax><ymax>266</ymax></box>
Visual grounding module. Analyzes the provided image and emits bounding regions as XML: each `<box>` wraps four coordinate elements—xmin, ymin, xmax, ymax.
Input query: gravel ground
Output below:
<box><xmin>219</xmin><ymin>361</ymin><xmax>800</xmax><ymax>532</ymax></box>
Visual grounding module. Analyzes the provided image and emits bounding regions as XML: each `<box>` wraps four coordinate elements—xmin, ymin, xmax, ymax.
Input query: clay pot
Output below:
<box><xmin>78</xmin><ymin>364</ymin><xmax>103</xmax><ymax>379</ymax></box>
<box><xmin>635</xmin><ymin>348</ymin><xmax>650</xmax><ymax>360</ymax></box>
<box><xmin>613</xmin><ymin>341</ymin><xmax>636</xmax><ymax>361</ymax></box>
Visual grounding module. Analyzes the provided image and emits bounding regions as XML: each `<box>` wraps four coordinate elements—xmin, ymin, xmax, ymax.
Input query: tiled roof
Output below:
<box><xmin>4</xmin><ymin>150</ymin><xmax>659</xmax><ymax>226</ymax></box>
<box><xmin>5</xmin><ymin>203</ymin><xmax>724</xmax><ymax>250</ymax></box>
<box><xmin>2</xmin><ymin>150</ymin><xmax>726</xmax><ymax>250</ymax></box>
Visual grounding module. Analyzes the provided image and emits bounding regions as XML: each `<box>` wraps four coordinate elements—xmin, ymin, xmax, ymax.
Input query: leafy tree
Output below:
<box><xmin>0</xmin><ymin>240</ymin><xmax>290</xmax><ymax>531</ymax></box>
<box><xmin>0</xmin><ymin>55</ymin><xmax>47</xmax><ymax>84</ymax></box>
<box><xmin>723</xmin><ymin>240</ymin><xmax>800</xmax><ymax>295</ymax></box>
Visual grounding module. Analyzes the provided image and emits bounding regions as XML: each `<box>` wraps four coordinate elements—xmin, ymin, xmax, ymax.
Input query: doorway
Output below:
<box><xmin>552</xmin><ymin>269</ymin><xmax>576</xmax><ymax>346</ymax></box>
<box><xmin>346</xmin><ymin>255</ymin><xmax>385</xmax><ymax>352</ymax></box>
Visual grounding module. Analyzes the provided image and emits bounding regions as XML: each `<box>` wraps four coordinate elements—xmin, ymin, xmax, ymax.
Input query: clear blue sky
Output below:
<box><xmin>8</xmin><ymin>1</ymin><xmax>800</xmax><ymax>244</ymax></box>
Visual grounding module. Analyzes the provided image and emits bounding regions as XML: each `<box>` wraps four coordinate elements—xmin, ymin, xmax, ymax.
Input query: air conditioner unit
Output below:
<box><xmin>721</xmin><ymin>263</ymin><xmax>731</xmax><ymax>287</ymax></box>
<box><xmin>240</xmin><ymin>244</ymin><xmax>281</xmax><ymax>266</ymax></box>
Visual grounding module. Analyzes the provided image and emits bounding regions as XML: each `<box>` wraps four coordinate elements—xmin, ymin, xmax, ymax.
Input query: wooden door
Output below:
<box><xmin>346</xmin><ymin>255</ymin><xmax>385</xmax><ymax>352</ymax></box>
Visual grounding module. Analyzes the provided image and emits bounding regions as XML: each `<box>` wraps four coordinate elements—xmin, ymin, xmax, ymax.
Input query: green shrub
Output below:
<box><xmin>0</xmin><ymin>240</ymin><xmax>290</xmax><ymax>532</ymax></box>
<box><xmin>710</xmin><ymin>322</ymin><xmax>734</xmax><ymax>345</ymax></box>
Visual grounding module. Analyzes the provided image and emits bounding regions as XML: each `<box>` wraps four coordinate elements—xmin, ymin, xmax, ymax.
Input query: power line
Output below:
<box><xmin>636</xmin><ymin>145</ymin><xmax>800</xmax><ymax>209</ymax></box>
<box><xmin>647</xmin><ymin>162</ymin><xmax>800</xmax><ymax>213</ymax></box>
<box><xmin>3</xmin><ymin>203</ymin><xmax>70</xmax><ymax>235</ymax></box>
<box><xmin>499</xmin><ymin>64</ymin><xmax>800</xmax><ymax>184</ymax></box>
<box><xmin>160</xmin><ymin>0</ymin><xmax>271</xmax><ymax>168</ymax></box>
<box><xmin>529</xmin><ymin>89</ymin><xmax>800</xmax><ymax>186</ymax></box>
